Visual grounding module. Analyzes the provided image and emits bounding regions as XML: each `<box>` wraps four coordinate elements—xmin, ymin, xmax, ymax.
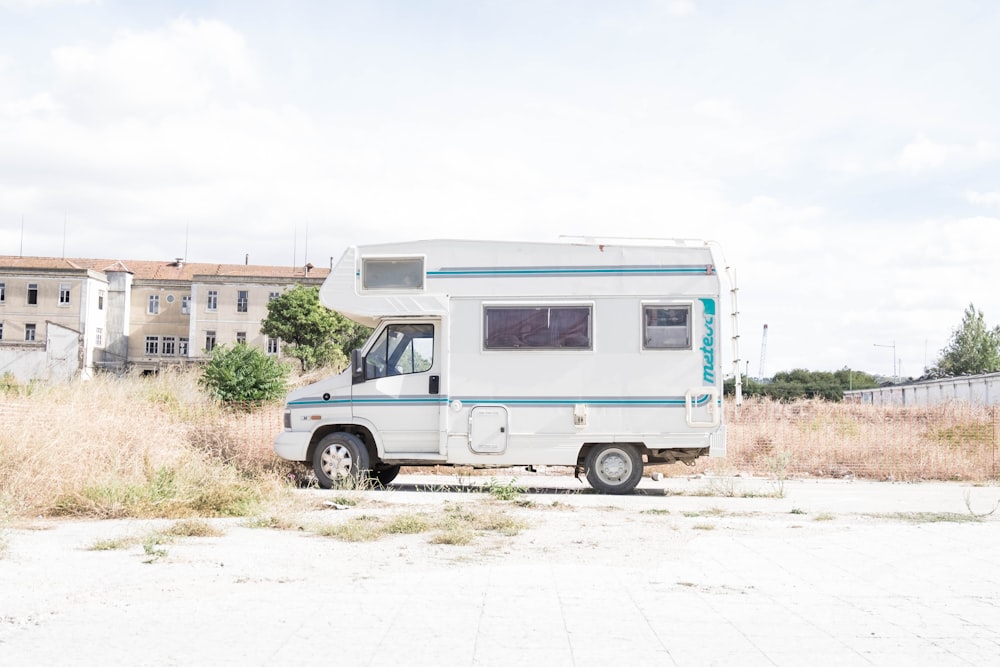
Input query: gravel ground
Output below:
<box><xmin>2</xmin><ymin>474</ymin><xmax>999</xmax><ymax>666</ymax></box>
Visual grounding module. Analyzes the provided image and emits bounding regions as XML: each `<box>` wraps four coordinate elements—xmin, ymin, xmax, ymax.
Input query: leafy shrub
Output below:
<box><xmin>200</xmin><ymin>344</ymin><xmax>288</xmax><ymax>405</ymax></box>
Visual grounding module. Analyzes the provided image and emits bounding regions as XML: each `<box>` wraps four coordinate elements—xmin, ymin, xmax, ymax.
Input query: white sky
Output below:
<box><xmin>2</xmin><ymin>0</ymin><xmax>998</xmax><ymax>378</ymax></box>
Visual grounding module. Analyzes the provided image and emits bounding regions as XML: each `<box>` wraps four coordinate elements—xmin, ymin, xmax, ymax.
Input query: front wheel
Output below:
<box><xmin>312</xmin><ymin>432</ymin><xmax>371</xmax><ymax>489</ymax></box>
<box><xmin>584</xmin><ymin>444</ymin><xmax>643</xmax><ymax>494</ymax></box>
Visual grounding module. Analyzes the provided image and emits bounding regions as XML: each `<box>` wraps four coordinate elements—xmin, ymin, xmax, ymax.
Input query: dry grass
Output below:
<box><xmin>688</xmin><ymin>398</ymin><xmax>999</xmax><ymax>482</ymax></box>
<box><xmin>0</xmin><ymin>369</ymin><xmax>290</xmax><ymax>519</ymax></box>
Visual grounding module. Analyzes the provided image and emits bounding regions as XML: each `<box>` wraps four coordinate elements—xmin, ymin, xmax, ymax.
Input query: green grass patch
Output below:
<box><xmin>311</xmin><ymin>503</ymin><xmax>527</xmax><ymax>545</ymax></box>
<box><xmin>313</xmin><ymin>515</ymin><xmax>385</xmax><ymax>542</ymax></box>
<box><xmin>164</xmin><ymin>518</ymin><xmax>224</xmax><ymax>538</ymax></box>
<box><xmin>245</xmin><ymin>514</ymin><xmax>300</xmax><ymax>530</ymax></box>
<box><xmin>50</xmin><ymin>466</ymin><xmax>265</xmax><ymax>519</ymax></box>
<box><xmin>87</xmin><ymin>536</ymin><xmax>138</xmax><ymax>551</ymax></box>
<box><xmin>870</xmin><ymin>511</ymin><xmax>983</xmax><ymax>524</ymax></box>
<box><xmin>486</xmin><ymin>478</ymin><xmax>525</xmax><ymax>501</ymax></box>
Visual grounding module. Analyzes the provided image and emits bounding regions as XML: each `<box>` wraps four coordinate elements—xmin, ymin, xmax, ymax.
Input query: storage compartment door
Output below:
<box><xmin>469</xmin><ymin>405</ymin><xmax>509</xmax><ymax>454</ymax></box>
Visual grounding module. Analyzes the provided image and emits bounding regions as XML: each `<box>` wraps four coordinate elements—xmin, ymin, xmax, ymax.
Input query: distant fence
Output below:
<box><xmin>844</xmin><ymin>372</ymin><xmax>1000</xmax><ymax>407</ymax></box>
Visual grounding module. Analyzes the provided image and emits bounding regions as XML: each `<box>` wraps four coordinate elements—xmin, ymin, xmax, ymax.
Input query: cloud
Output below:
<box><xmin>896</xmin><ymin>134</ymin><xmax>999</xmax><ymax>172</ymax></box>
<box><xmin>693</xmin><ymin>98</ymin><xmax>741</xmax><ymax>124</ymax></box>
<box><xmin>663</xmin><ymin>0</ymin><xmax>696</xmax><ymax>16</ymax></box>
<box><xmin>0</xmin><ymin>0</ymin><xmax>100</xmax><ymax>8</ymax></box>
<box><xmin>965</xmin><ymin>190</ymin><xmax>1000</xmax><ymax>207</ymax></box>
<box><xmin>50</xmin><ymin>18</ymin><xmax>257</xmax><ymax>118</ymax></box>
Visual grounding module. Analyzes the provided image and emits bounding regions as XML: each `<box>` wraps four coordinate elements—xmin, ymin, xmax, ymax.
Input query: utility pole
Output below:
<box><xmin>759</xmin><ymin>324</ymin><xmax>769</xmax><ymax>380</ymax></box>
<box><xmin>874</xmin><ymin>341</ymin><xmax>897</xmax><ymax>383</ymax></box>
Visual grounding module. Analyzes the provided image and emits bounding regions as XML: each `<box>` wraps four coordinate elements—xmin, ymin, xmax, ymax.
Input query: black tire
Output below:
<box><xmin>312</xmin><ymin>432</ymin><xmax>371</xmax><ymax>489</ymax></box>
<box><xmin>584</xmin><ymin>444</ymin><xmax>643</xmax><ymax>494</ymax></box>
<box><xmin>370</xmin><ymin>464</ymin><xmax>401</xmax><ymax>487</ymax></box>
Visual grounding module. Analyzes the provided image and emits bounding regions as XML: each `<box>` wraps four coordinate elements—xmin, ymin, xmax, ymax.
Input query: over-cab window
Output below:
<box><xmin>643</xmin><ymin>305</ymin><xmax>691</xmax><ymax>349</ymax></box>
<box><xmin>365</xmin><ymin>323</ymin><xmax>434</xmax><ymax>379</ymax></box>
<box><xmin>484</xmin><ymin>306</ymin><xmax>592</xmax><ymax>350</ymax></box>
<box><xmin>362</xmin><ymin>257</ymin><xmax>424</xmax><ymax>290</ymax></box>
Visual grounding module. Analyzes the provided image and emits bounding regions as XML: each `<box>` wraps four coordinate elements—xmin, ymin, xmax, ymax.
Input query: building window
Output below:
<box><xmin>483</xmin><ymin>305</ymin><xmax>592</xmax><ymax>350</ymax></box>
<box><xmin>145</xmin><ymin>336</ymin><xmax>159</xmax><ymax>355</ymax></box>
<box><xmin>205</xmin><ymin>330</ymin><xmax>216</xmax><ymax>352</ymax></box>
<box><xmin>25</xmin><ymin>323</ymin><xmax>37</xmax><ymax>342</ymax></box>
<box><xmin>162</xmin><ymin>336</ymin><xmax>176</xmax><ymax>355</ymax></box>
<box><xmin>236</xmin><ymin>331</ymin><xmax>247</xmax><ymax>345</ymax></box>
<box><xmin>27</xmin><ymin>283</ymin><xmax>38</xmax><ymax>305</ymax></box>
<box><xmin>148</xmin><ymin>294</ymin><xmax>160</xmax><ymax>315</ymax></box>
<box><xmin>59</xmin><ymin>284</ymin><xmax>71</xmax><ymax>305</ymax></box>
<box><xmin>1</xmin><ymin>282</ymin><xmax>6</xmax><ymax>303</ymax></box>
<box><xmin>0</xmin><ymin>322</ymin><xmax>4</xmax><ymax>340</ymax></box>
<box><xmin>207</xmin><ymin>290</ymin><xmax>218</xmax><ymax>311</ymax></box>
<box><xmin>237</xmin><ymin>290</ymin><xmax>249</xmax><ymax>313</ymax></box>
<box><xmin>181</xmin><ymin>295</ymin><xmax>191</xmax><ymax>314</ymax></box>
<box><xmin>269</xmin><ymin>291</ymin><xmax>280</xmax><ymax>301</ymax></box>
<box><xmin>98</xmin><ymin>289</ymin><xmax>105</xmax><ymax>310</ymax></box>
<box><xmin>266</xmin><ymin>337</ymin><xmax>279</xmax><ymax>355</ymax></box>
<box><xmin>642</xmin><ymin>305</ymin><xmax>692</xmax><ymax>350</ymax></box>
<box><xmin>96</xmin><ymin>327</ymin><xmax>103</xmax><ymax>346</ymax></box>
<box><xmin>179</xmin><ymin>337</ymin><xmax>189</xmax><ymax>356</ymax></box>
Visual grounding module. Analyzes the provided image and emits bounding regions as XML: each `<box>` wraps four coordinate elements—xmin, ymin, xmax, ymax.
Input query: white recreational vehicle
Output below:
<box><xmin>274</xmin><ymin>238</ymin><xmax>736</xmax><ymax>494</ymax></box>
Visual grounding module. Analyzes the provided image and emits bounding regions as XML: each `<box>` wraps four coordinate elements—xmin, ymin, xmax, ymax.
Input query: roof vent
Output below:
<box><xmin>174</xmin><ymin>258</ymin><xmax>184</xmax><ymax>267</ymax></box>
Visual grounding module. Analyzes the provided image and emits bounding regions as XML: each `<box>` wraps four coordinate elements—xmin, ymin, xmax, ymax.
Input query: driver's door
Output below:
<box><xmin>352</xmin><ymin>320</ymin><xmax>442</xmax><ymax>454</ymax></box>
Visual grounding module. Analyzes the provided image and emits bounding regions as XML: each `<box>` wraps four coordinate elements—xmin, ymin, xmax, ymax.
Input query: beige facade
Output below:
<box><xmin>0</xmin><ymin>256</ymin><xmax>328</xmax><ymax>379</ymax></box>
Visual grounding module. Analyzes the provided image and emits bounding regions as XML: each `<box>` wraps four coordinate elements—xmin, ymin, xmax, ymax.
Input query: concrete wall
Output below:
<box><xmin>0</xmin><ymin>322</ymin><xmax>81</xmax><ymax>383</ymax></box>
<box><xmin>846</xmin><ymin>372</ymin><xmax>1000</xmax><ymax>406</ymax></box>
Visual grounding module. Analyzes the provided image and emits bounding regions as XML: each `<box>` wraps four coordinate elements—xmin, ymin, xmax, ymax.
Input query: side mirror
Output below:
<box><xmin>351</xmin><ymin>349</ymin><xmax>364</xmax><ymax>384</ymax></box>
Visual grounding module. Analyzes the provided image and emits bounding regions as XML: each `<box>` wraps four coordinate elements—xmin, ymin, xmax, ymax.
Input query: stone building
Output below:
<box><xmin>0</xmin><ymin>256</ymin><xmax>328</xmax><ymax>381</ymax></box>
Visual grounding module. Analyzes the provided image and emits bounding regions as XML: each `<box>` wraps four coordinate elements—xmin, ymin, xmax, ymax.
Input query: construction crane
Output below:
<box><xmin>759</xmin><ymin>324</ymin><xmax>769</xmax><ymax>380</ymax></box>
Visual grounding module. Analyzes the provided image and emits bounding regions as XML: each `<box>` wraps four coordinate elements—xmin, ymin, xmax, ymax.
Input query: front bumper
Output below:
<box><xmin>273</xmin><ymin>430</ymin><xmax>312</xmax><ymax>462</ymax></box>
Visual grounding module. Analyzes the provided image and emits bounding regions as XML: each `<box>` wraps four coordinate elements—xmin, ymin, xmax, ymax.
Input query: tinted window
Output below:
<box><xmin>362</xmin><ymin>257</ymin><xmax>424</xmax><ymax>290</ymax></box>
<box><xmin>484</xmin><ymin>306</ymin><xmax>592</xmax><ymax>349</ymax></box>
<box><xmin>643</xmin><ymin>305</ymin><xmax>691</xmax><ymax>349</ymax></box>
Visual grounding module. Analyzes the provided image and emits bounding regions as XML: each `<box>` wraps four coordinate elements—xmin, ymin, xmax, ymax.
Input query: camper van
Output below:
<box><xmin>274</xmin><ymin>238</ymin><xmax>734</xmax><ymax>494</ymax></box>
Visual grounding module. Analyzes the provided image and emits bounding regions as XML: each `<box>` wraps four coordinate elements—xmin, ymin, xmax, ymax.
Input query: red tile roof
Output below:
<box><xmin>0</xmin><ymin>256</ymin><xmax>329</xmax><ymax>281</ymax></box>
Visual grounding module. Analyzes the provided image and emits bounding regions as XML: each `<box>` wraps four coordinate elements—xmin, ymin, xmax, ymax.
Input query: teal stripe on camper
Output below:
<box><xmin>455</xmin><ymin>395</ymin><xmax>712</xmax><ymax>407</ymax></box>
<box><xmin>288</xmin><ymin>396</ymin><xmax>450</xmax><ymax>407</ymax></box>
<box><xmin>427</xmin><ymin>264</ymin><xmax>713</xmax><ymax>278</ymax></box>
<box><xmin>288</xmin><ymin>395</ymin><xmax>711</xmax><ymax>408</ymax></box>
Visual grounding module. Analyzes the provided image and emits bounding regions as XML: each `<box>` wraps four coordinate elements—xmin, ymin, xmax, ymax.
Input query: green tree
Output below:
<box><xmin>260</xmin><ymin>285</ymin><xmax>371</xmax><ymax>371</ymax></box>
<box><xmin>725</xmin><ymin>367</ymin><xmax>881</xmax><ymax>402</ymax></box>
<box><xmin>200</xmin><ymin>344</ymin><xmax>288</xmax><ymax>405</ymax></box>
<box><xmin>933</xmin><ymin>303</ymin><xmax>1000</xmax><ymax>376</ymax></box>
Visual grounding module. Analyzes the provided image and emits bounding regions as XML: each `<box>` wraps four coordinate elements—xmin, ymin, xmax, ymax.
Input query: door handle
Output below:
<box><xmin>429</xmin><ymin>375</ymin><xmax>440</xmax><ymax>395</ymax></box>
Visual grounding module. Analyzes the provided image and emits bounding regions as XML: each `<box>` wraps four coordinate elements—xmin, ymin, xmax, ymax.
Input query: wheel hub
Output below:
<box><xmin>599</xmin><ymin>451</ymin><xmax>628</xmax><ymax>481</ymax></box>
<box><xmin>321</xmin><ymin>444</ymin><xmax>352</xmax><ymax>478</ymax></box>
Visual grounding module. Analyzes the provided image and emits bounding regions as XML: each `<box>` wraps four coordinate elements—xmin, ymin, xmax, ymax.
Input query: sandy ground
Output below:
<box><xmin>2</xmin><ymin>474</ymin><xmax>999</xmax><ymax>666</ymax></box>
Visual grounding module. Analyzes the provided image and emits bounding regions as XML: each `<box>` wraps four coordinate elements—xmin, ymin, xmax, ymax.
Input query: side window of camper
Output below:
<box><xmin>484</xmin><ymin>306</ymin><xmax>592</xmax><ymax>349</ymax></box>
<box><xmin>643</xmin><ymin>305</ymin><xmax>691</xmax><ymax>349</ymax></box>
<box><xmin>362</xmin><ymin>257</ymin><xmax>425</xmax><ymax>290</ymax></box>
<box><xmin>365</xmin><ymin>323</ymin><xmax>434</xmax><ymax>379</ymax></box>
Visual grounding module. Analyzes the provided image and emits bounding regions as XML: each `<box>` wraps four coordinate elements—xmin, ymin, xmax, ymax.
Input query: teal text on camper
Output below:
<box><xmin>700</xmin><ymin>298</ymin><xmax>716</xmax><ymax>385</ymax></box>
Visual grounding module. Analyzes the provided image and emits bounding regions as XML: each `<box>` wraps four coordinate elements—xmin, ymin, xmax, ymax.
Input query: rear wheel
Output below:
<box><xmin>584</xmin><ymin>444</ymin><xmax>643</xmax><ymax>494</ymax></box>
<box><xmin>370</xmin><ymin>464</ymin><xmax>401</xmax><ymax>487</ymax></box>
<box><xmin>312</xmin><ymin>432</ymin><xmax>371</xmax><ymax>489</ymax></box>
